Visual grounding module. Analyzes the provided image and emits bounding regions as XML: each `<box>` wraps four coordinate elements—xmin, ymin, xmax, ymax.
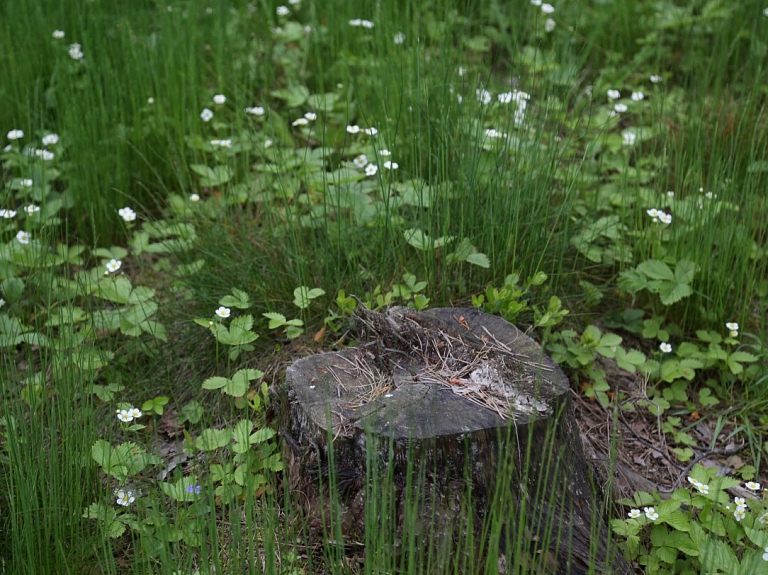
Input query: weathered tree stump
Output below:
<box><xmin>281</xmin><ymin>307</ymin><xmax>631</xmax><ymax>574</ymax></box>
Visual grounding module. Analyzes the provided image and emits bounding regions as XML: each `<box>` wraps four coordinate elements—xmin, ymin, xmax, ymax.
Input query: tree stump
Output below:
<box><xmin>281</xmin><ymin>307</ymin><xmax>631</xmax><ymax>574</ymax></box>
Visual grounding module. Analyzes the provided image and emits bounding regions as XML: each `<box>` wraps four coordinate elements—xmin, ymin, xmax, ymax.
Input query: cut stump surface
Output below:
<box><xmin>282</xmin><ymin>307</ymin><xmax>631</xmax><ymax>574</ymax></box>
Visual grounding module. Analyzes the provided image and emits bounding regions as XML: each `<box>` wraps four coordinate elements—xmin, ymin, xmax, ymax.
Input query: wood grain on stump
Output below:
<box><xmin>281</xmin><ymin>307</ymin><xmax>631</xmax><ymax>574</ymax></box>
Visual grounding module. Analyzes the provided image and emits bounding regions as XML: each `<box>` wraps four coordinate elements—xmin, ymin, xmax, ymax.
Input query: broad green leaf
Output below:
<box><xmin>654</xmin><ymin>545</ymin><xmax>676</xmax><ymax>564</ymax></box>
<box><xmin>699</xmin><ymin>538</ymin><xmax>738</xmax><ymax>572</ymax></box>
<box><xmin>219</xmin><ymin>288</ymin><xmax>250</xmax><ymax>309</ymax></box>
<box><xmin>90</xmin><ymin>383</ymin><xmax>124</xmax><ymax>402</ymax></box>
<box><xmin>249</xmin><ymin>427</ymin><xmax>276</xmax><ymax>444</ymax></box>
<box><xmin>661</xmin><ymin>511</ymin><xmax>690</xmax><ymax>533</ymax></box>
<box><xmin>179</xmin><ymin>401</ymin><xmax>203</xmax><ymax>424</ymax></box>
<box><xmin>94</xmin><ymin>277</ymin><xmax>133</xmax><ymax>304</ymax></box>
<box><xmin>637</xmin><ymin>260</ymin><xmax>675</xmax><ymax>281</ymax></box>
<box><xmin>696</xmin><ymin>330</ymin><xmax>722</xmax><ymax>344</ymax></box>
<box><xmin>1</xmin><ymin>277</ymin><xmax>24</xmax><ymax>304</ymax></box>
<box><xmin>232</xmin><ymin>419</ymin><xmax>254</xmax><ymax>449</ymax></box>
<box><xmin>285</xmin><ymin>325</ymin><xmax>304</xmax><ymax>339</ymax></box>
<box><xmin>744</xmin><ymin>526</ymin><xmax>768</xmax><ymax>550</ymax></box>
<box><xmin>202</xmin><ymin>376</ymin><xmax>228</xmax><ymax>390</ymax></box>
<box><xmin>270</xmin><ymin>85</ymin><xmax>309</xmax><ymax>107</ymax></box>
<box><xmin>195</xmin><ymin>429</ymin><xmax>230</xmax><ymax>451</ymax></box>
<box><xmin>45</xmin><ymin>306</ymin><xmax>87</xmax><ymax>327</ymax></box>
<box><xmin>229</xmin><ymin>315</ymin><xmax>258</xmax><ymax>343</ymax></box>
<box><xmin>82</xmin><ymin>503</ymin><xmax>126</xmax><ymax>538</ymax></box>
<box><xmin>307</xmin><ymin>92</ymin><xmax>338</xmax><ymax>110</ymax></box>
<box><xmin>264</xmin><ymin>312</ymin><xmax>287</xmax><ymax>329</ymax></box>
<box><xmin>658</xmin><ymin>282</ymin><xmax>692</xmax><ymax>306</ymax></box>
<box><xmin>614</xmin><ymin>348</ymin><xmax>646</xmax><ymax>372</ymax></box>
<box><xmin>463</xmin><ymin>35</ymin><xmax>491</xmax><ymax>52</ymax></box>
<box><xmin>729</xmin><ymin>351</ymin><xmax>758</xmax><ymax>363</ymax></box>
<box><xmin>599</xmin><ymin>333</ymin><xmax>623</xmax><ymax>347</ymax></box>
<box><xmin>189</xmin><ymin>164</ymin><xmax>232</xmax><ymax>187</ymax></box>
<box><xmin>72</xmin><ymin>347</ymin><xmax>114</xmax><ymax>372</ymax></box>
<box><xmin>224</xmin><ymin>374</ymin><xmax>249</xmax><ymax>397</ymax></box>
<box><xmin>140</xmin><ymin>320</ymin><xmax>167</xmax><ymax>342</ymax></box>
<box><xmin>465</xmin><ymin>252</ymin><xmax>490</xmax><ymax>268</ymax></box>
<box><xmin>404</xmin><ymin>228</ymin><xmax>454</xmax><ymax>251</ymax></box>
<box><xmin>160</xmin><ymin>476</ymin><xmax>201</xmax><ymax>502</ymax></box>
<box><xmin>618</xmin><ymin>268</ymin><xmax>649</xmax><ymax>294</ymax></box>
<box><xmin>674</xmin><ymin>259</ymin><xmax>697</xmax><ymax>284</ymax></box>
<box><xmin>141</xmin><ymin>396</ymin><xmax>169</xmax><ymax>415</ymax></box>
<box><xmin>293</xmin><ymin>287</ymin><xmax>325</xmax><ymax>309</ymax></box>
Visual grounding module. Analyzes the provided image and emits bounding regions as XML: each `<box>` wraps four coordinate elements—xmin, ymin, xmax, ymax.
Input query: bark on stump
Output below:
<box><xmin>281</xmin><ymin>307</ymin><xmax>631</xmax><ymax>574</ymax></box>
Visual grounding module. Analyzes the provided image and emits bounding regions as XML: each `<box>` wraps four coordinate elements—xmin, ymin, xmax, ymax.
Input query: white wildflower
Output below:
<box><xmin>68</xmin><ymin>43</ymin><xmax>84</xmax><ymax>60</ymax></box>
<box><xmin>353</xmin><ymin>154</ymin><xmax>368</xmax><ymax>168</ymax></box>
<box><xmin>106</xmin><ymin>259</ymin><xmax>122</xmax><ymax>273</ymax></box>
<box><xmin>476</xmin><ymin>89</ymin><xmax>492</xmax><ymax>105</ymax></box>
<box><xmin>118</xmin><ymin>207</ymin><xmax>137</xmax><ymax>222</ymax></box>
<box><xmin>115</xmin><ymin>489</ymin><xmax>135</xmax><ymax>506</ymax></box>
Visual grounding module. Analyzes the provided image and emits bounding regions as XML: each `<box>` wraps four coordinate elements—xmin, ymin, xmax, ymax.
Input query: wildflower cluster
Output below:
<box><xmin>118</xmin><ymin>207</ymin><xmax>137</xmax><ymax>222</ymax></box>
<box><xmin>116</xmin><ymin>407</ymin><xmax>142</xmax><ymax>423</ymax></box>
<box><xmin>68</xmin><ymin>43</ymin><xmax>84</xmax><ymax>60</ymax></box>
<box><xmin>292</xmin><ymin>112</ymin><xmax>317</xmax><ymax>126</ymax></box>
<box><xmin>614</xmin><ymin>467</ymin><xmax>768</xmax><ymax>570</ymax></box>
<box><xmin>349</xmin><ymin>18</ymin><xmax>374</xmax><ymax>28</ymax></box>
<box><xmin>351</xmin><ymin>149</ymin><xmax>399</xmax><ymax>177</ymax></box>
<box><xmin>646</xmin><ymin>207</ymin><xmax>672</xmax><ymax>224</ymax></box>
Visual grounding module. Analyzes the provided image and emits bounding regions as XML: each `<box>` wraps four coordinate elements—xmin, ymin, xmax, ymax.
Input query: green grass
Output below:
<box><xmin>2</xmin><ymin>0</ymin><xmax>768</xmax><ymax>573</ymax></box>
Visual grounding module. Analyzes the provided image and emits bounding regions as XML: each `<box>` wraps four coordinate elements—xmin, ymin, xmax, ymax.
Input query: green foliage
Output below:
<box><xmin>547</xmin><ymin>325</ymin><xmax>649</xmax><ymax>406</ymax></box>
<box><xmin>612</xmin><ymin>465</ymin><xmax>768</xmax><ymax>574</ymax></box>
<box><xmin>619</xmin><ymin>258</ymin><xmax>697</xmax><ymax>307</ymax></box>
<box><xmin>2</xmin><ymin>0</ymin><xmax>768</xmax><ymax>572</ymax></box>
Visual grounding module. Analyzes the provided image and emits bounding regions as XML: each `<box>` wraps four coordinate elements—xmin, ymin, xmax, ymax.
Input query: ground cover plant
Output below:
<box><xmin>2</xmin><ymin>0</ymin><xmax>768</xmax><ymax>572</ymax></box>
